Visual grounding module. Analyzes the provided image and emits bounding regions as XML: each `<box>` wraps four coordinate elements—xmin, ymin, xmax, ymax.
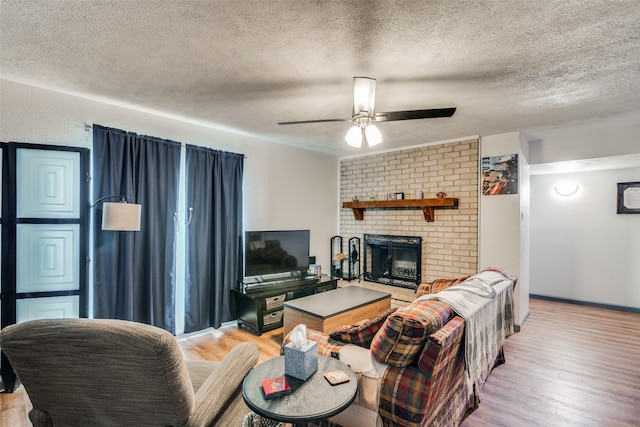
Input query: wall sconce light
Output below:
<box><xmin>91</xmin><ymin>195</ymin><xmax>142</xmax><ymax>231</ymax></box>
<box><xmin>554</xmin><ymin>182</ymin><xmax>580</xmax><ymax>197</ymax></box>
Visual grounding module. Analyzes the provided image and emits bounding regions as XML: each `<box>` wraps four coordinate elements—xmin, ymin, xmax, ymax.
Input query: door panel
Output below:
<box><xmin>16</xmin><ymin>224</ymin><xmax>80</xmax><ymax>293</ymax></box>
<box><xmin>16</xmin><ymin>149</ymin><xmax>81</xmax><ymax>218</ymax></box>
<box><xmin>16</xmin><ymin>295</ymin><xmax>79</xmax><ymax>323</ymax></box>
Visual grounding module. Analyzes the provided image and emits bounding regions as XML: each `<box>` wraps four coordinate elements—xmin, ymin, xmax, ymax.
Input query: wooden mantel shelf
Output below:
<box><xmin>342</xmin><ymin>198</ymin><xmax>458</xmax><ymax>222</ymax></box>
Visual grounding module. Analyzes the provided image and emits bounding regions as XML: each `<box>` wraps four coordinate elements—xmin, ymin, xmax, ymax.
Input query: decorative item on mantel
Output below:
<box><xmin>387</xmin><ymin>192</ymin><xmax>405</xmax><ymax>200</ymax></box>
<box><xmin>284</xmin><ymin>324</ymin><xmax>318</xmax><ymax>381</ymax></box>
<box><xmin>436</xmin><ymin>191</ymin><xmax>447</xmax><ymax>198</ymax></box>
<box><xmin>415</xmin><ymin>190</ymin><xmax>423</xmax><ymax>199</ymax></box>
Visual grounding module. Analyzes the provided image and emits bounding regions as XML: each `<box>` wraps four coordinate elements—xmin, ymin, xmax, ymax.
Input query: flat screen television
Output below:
<box><xmin>244</xmin><ymin>230</ymin><xmax>310</xmax><ymax>279</ymax></box>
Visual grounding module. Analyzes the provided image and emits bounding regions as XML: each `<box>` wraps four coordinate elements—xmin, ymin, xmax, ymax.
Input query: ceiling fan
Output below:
<box><xmin>278</xmin><ymin>77</ymin><xmax>456</xmax><ymax>148</ymax></box>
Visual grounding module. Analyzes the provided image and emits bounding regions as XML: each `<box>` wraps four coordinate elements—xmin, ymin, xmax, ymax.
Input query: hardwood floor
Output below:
<box><xmin>1</xmin><ymin>298</ymin><xmax>639</xmax><ymax>426</ymax></box>
<box><xmin>460</xmin><ymin>299</ymin><xmax>640</xmax><ymax>427</ymax></box>
<box><xmin>178</xmin><ymin>322</ymin><xmax>284</xmax><ymax>364</ymax></box>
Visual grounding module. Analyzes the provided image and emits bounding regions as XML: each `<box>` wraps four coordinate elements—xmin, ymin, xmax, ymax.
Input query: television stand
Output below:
<box><xmin>232</xmin><ymin>275</ymin><xmax>338</xmax><ymax>335</ymax></box>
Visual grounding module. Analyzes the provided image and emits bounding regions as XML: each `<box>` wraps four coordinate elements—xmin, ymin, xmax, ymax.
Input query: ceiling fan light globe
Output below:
<box><xmin>345</xmin><ymin>126</ymin><xmax>363</xmax><ymax>147</ymax></box>
<box><xmin>365</xmin><ymin>124</ymin><xmax>383</xmax><ymax>147</ymax></box>
<box><xmin>353</xmin><ymin>77</ymin><xmax>376</xmax><ymax>116</ymax></box>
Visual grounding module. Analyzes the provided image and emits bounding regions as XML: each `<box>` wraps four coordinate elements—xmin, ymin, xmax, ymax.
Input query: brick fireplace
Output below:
<box><xmin>339</xmin><ymin>138</ymin><xmax>480</xmax><ymax>284</ymax></box>
<box><xmin>364</xmin><ymin>234</ymin><xmax>422</xmax><ymax>289</ymax></box>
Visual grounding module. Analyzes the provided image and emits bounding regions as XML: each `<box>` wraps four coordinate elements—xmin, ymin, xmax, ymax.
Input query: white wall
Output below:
<box><xmin>242</xmin><ymin>140</ymin><xmax>337</xmax><ymax>265</ymax></box>
<box><xmin>530</xmin><ymin>168</ymin><xmax>640</xmax><ymax>308</ymax></box>
<box><xmin>518</xmin><ymin>133</ymin><xmax>531</xmax><ymax>323</ymax></box>
<box><xmin>479</xmin><ymin>132</ymin><xmax>530</xmax><ymax>327</ymax></box>
<box><xmin>528</xmin><ymin>111</ymin><xmax>640</xmax><ymax>164</ymax></box>
<box><xmin>1</xmin><ymin>79</ymin><xmax>339</xmax><ymax>328</ymax></box>
<box><xmin>528</xmin><ymin>114</ymin><xmax>640</xmax><ymax>310</ymax></box>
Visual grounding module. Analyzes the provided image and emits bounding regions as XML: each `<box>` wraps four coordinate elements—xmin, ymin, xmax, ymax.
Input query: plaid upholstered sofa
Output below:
<box><xmin>285</xmin><ymin>268</ymin><xmax>516</xmax><ymax>427</ymax></box>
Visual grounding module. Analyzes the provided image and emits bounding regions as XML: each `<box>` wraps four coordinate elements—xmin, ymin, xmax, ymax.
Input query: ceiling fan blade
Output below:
<box><xmin>278</xmin><ymin>118</ymin><xmax>352</xmax><ymax>125</ymax></box>
<box><xmin>374</xmin><ymin>107</ymin><xmax>456</xmax><ymax>122</ymax></box>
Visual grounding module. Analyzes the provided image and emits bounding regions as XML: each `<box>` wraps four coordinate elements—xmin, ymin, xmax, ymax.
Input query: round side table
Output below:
<box><xmin>242</xmin><ymin>355</ymin><xmax>357</xmax><ymax>426</ymax></box>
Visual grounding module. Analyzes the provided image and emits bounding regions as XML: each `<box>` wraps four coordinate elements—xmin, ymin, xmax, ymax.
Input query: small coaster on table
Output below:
<box><xmin>324</xmin><ymin>370</ymin><xmax>350</xmax><ymax>386</ymax></box>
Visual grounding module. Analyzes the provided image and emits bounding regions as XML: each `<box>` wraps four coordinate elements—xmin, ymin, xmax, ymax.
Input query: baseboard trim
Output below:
<box><xmin>513</xmin><ymin>309</ymin><xmax>530</xmax><ymax>332</ymax></box>
<box><xmin>530</xmin><ymin>294</ymin><xmax>640</xmax><ymax>314</ymax></box>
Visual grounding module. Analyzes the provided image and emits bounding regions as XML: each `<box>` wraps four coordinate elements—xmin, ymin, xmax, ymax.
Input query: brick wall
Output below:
<box><xmin>339</xmin><ymin>138</ymin><xmax>479</xmax><ymax>283</ymax></box>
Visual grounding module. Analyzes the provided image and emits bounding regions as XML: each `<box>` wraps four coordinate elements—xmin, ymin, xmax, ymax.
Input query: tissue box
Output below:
<box><xmin>284</xmin><ymin>340</ymin><xmax>318</xmax><ymax>381</ymax></box>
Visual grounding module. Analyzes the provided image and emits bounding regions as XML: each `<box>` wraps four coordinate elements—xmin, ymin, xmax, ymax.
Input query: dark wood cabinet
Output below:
<box><xmin>232</xmin><ymin>276</ymin><xmax>338</xmax><ymax>335</ymax></box>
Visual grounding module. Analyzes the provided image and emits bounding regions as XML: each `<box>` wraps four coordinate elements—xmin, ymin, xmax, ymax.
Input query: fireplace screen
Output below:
<box><xmin>364</xmin><ymin>234</ymin><xmax>422</xmax><ymax>289</ymax></box>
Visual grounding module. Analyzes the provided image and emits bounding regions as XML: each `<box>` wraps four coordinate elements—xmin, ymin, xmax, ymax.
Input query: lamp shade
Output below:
<box><xmin>365</xmin><ymin>124</ymin><xmax>383</xmax><ymax>146</ymax></box>
<box><xmin>102</xmin><ymin>202</ymin><xmax>142</xmax><ymax>231</ymax></box>
<box><xmin>353</xmin><ymin>77</ymin><xmax>376</xmax><ymax>116</ymax></box>
<box><xmin>345</xmin><ymin>126</ymin><xmax>363</xmax><ymax>147</ymax></box>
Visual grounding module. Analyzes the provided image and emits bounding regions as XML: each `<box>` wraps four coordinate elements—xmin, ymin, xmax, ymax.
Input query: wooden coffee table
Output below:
<box><xmin>242</xmin><ymin>355</ymin><xmax>357</xmax><ymax>426</ymax></box>
<box><xmin>283</xmin><ymin>286</ymin><xmax>391</xmax><ymax>336</ymax></box>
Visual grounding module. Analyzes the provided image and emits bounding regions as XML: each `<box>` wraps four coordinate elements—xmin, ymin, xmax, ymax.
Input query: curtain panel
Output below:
<box><xmin>92</xmin><ymin>124</ymin><xmax>181</xmax><ymax>333</ymax></box>
<box><xmin>184</xmin><ymin>145</ymin><xmax>244</xmax><ymax>332</ymax></box>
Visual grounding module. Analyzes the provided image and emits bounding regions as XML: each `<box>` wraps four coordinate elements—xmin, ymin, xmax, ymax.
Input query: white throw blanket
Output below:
<box><xmin>417</xmin><ymin>271</ymin><xmax>514</xmax><ymax>391</ymax></box>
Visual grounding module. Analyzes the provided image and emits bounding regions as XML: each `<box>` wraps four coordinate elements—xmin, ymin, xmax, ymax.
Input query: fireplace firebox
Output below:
<box><xmin>363</xmin><ymin>234</ymin><xmax>422</xmax><ymax>289</ymax></box>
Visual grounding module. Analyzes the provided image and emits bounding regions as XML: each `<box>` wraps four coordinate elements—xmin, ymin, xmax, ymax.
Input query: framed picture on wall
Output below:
<box><xmin>617</xmin><ymin>181</ymin><xmax>640</xmax><ymax>214</ymax></box>
<box><xmin>481</xmin><ymin>154</ymin><xmax>518</xmax><ymax>195</ymax></box>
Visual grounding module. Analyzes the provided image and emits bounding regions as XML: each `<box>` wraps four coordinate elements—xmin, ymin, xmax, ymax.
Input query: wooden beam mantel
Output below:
<box><xmin>342</xmin><ymin>198</ymin><xmax>458</xmax><ymax>222</ymax></box>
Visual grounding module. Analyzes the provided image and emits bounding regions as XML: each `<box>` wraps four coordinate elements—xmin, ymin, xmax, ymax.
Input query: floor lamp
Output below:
<box><xmin>91</xmin><ymin>196</ymin><xmax>142</xmax><ymax>231</ymax></box>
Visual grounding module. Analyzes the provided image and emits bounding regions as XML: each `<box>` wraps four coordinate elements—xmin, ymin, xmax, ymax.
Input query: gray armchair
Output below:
<box><xmin>0</xmin><ymin>318</ymin><xmax>259</xmax><ymax>427</ymax></box>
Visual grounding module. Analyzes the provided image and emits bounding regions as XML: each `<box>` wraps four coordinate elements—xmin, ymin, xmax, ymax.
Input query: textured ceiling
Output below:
<box><xmin>2</xmin><ymin>0</ymin><xmax>640</xmax><ymax>156</ymax></box>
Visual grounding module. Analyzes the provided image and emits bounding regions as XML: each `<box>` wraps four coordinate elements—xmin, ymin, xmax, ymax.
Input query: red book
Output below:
<box><xmin>261</xmin><ymin>376</ymin><xmax>291</xmax><ymax>399</ymax></box>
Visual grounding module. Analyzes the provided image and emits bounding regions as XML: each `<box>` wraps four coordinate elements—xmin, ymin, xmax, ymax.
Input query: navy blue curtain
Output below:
<box><xmin>92</xmin><ymin>125</ymin><xmax>181</xmax><ymax>333</ymax></box>
<box><xmin>184</xmin><ymin>145</ymin><xmax>244</xmax><ymax>332</ymax></box>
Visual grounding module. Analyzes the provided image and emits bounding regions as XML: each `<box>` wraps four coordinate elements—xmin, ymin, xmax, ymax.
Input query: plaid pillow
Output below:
<box><xmin>370</xmin><ymin>299</ymin><xmax>453</xmax><ymax>368</ymax></box>
<box><xmin>329</xmin><ymin>308</ymin><xmax>397</xmax><ymax>348</ymax></box>
<box><xmin>416</xmin><ymin>276</ymin><xmax>471</xmax><ymax>296</ymax></box>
